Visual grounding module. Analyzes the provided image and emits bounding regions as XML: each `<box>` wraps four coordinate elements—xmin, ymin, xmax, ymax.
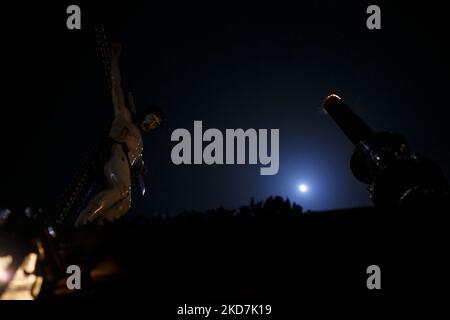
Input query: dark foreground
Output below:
<box><xmin>1</xmin><ymin>196</ymin><xmax>448</xmax><ymax>304</ymax></box>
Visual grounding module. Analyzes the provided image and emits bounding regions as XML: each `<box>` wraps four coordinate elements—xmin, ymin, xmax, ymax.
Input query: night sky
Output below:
<box><xmin>1</xmin><ymin>1</ymin><xmax>449</xmax><ymax>217</ymax></box>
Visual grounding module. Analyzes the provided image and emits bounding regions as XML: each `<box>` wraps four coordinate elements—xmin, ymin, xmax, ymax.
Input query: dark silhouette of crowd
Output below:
<box><xmin>1</xmin><ymin>194</ymin><xmax>447</xmax><ymax>301</ymax></box>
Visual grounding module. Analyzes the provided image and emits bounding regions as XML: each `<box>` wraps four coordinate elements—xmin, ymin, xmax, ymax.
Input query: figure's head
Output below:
<box><xmin>136</xmin><ymin>106</ymin><xmax>165</xmax><ymax>133</ymax></box>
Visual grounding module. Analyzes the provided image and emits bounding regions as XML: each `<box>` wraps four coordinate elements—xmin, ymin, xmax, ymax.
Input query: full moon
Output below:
<box><xmin>298</xmin><ymin>184</ymin><xmax>309</xmax><ymax>193</ymax></box>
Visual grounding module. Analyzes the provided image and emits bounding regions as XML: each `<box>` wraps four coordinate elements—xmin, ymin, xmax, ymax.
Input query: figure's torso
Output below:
<box><xmin>109</xmin><ymin>109</ymin><xmax>143</xmax><ymax>166</ymax></box>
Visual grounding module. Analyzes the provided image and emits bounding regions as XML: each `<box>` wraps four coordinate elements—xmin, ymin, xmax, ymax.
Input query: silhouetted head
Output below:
<box><xmin>135</xmin><ymin>106</ymin><xmax>165</xmax><ymax>133</ymax></box>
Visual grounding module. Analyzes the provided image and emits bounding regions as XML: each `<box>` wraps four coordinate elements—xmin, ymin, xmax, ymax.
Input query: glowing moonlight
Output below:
<box><xmin>298</xmin><ymin>184</ymin><xmax>309</xmax><ymax>193</ymax></box>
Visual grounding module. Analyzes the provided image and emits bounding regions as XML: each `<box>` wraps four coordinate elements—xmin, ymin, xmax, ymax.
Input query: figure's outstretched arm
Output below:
<box><xmin>110</xmin><ymin>42</ymin><xmax>128</xmax><ymax>117</ymax></box>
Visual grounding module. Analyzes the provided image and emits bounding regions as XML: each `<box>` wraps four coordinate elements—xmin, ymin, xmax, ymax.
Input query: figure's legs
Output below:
<box><xmin>75</xmin><ymin>144</ymin><xmax>131</xmax><ymax>226</ymax></box>
<box><xmin>97</xmin><ymin>195</ymin><xmax>131</xmax><ymax>223</ymax></box>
